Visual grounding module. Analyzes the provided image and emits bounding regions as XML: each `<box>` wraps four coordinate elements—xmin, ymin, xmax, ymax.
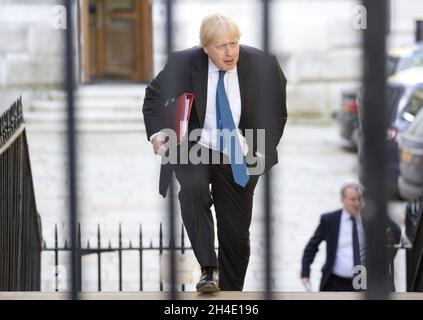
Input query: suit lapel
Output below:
<box><xmin>332</xmin><ymin>210</ymin><xmax>343</xmax><ymax>256</ymax></box>
<box><xmin>237</xmin><ymin>48</ymin><xmax>251</xmax><ymax>130</ymax></box>
<box><xmin>191</xmin><ymin>51</ymin><xmax>208</xmax><ymax>127</ymax></box>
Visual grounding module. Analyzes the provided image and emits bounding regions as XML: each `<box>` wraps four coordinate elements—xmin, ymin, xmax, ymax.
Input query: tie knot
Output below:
<box><xmin>218</xmin><ymin>70</ymin><xmax>226</xmax><ymax>80</ymax></box>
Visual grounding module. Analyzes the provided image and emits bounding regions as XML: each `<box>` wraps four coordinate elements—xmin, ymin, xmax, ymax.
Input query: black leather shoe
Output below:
<box><xmin>196</xmin><ymin>267</ymin><xmax>220</xmax><ymax>293</ymax></box>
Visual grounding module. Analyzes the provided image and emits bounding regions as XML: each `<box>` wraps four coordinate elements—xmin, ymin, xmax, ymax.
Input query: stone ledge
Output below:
<box><xmin>0</xmin><ymin>292</ymin><xmax>422</xmax><ymax>300</ymax></box>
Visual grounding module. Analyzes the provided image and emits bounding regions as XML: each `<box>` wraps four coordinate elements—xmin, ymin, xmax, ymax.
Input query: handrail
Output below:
<box><xmin>0</xmin><ymin>97</ymin><xmax>42</xmax><ymax>291</ymax></box>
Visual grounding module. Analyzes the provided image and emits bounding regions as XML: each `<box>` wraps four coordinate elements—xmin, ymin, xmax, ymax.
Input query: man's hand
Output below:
<box><xmin>301</xmin><ymin>277</ymin><xmax>312</xmax><ymax>292</ymax></box>
<box><xmin>152</xmin><ymin>132</ymin><xmax>167</xmax><ymax>155</ymax></box>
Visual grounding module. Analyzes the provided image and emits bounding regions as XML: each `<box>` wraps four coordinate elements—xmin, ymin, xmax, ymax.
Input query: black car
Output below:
<box><xmin>334</xmin><ymin>90</ymin><xmax>359</xmax><ymax>149</ymax></box>
<box><xmin>358</xmin><ymin>67</ymin><xmax>423</xmax><ymax>198</ymax></box>
<box><xmin>335</xmin><ymin>43</ymin><xmax>423</xmax><ymax>149</ymax></box>
<box><xmin>398</xmin><ymin>99</ymin><xmax>423</xmax><ymax>200</ymax></box>
<box><xmin>387</xmin><ymin>43</ymin><xmax>423</xmax><ymax>78</ymax></box>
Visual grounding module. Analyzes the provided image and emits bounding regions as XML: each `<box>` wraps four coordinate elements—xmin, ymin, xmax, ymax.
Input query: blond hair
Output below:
<box><xmin>199</xmin><ymin>13</ymin><xmax>241</xmax><ymax>47</ymax></box>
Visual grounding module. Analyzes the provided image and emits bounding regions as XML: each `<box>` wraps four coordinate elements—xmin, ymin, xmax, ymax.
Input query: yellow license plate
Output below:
<box><xmin>401</xmin><ymin>150</ymin><xmax>413</xmax><ymax>162</ymax></box>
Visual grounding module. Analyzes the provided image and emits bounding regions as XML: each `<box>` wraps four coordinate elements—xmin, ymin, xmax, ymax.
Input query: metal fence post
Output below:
<box><xmin>165</xmin><ymin>0</ymin><xmax>177</xmax><ymax>299</ymax></box>
<box><xmin>181</xmin><ymin>224</ymin><xmax>185</xmax><ymax>292</ymax></box>
<box><xmin>159</xmin><ymin>223</ymin><xmax>164</xmax><ymax>292</ymax></box>
<box><xmin>97</xmin><ymin>224</ymin><xmax>102</xmax><ymax>291</ymax></box>
<box><xmin>77</xmin><ymin>223</ymin><xmax>82</xmax><ymax>292</ymax></box>
<box><xmin>119</xmin><ymin>223</ymin><xmax>123</xmax><ymax>291</ymax></box>
<box><xmin>54</xmin><ymin>224</ymin><xmax>59</xmax><ymax>292</ymax></box>
<box><xmin>362</xmin><ymin>0</ymin><xmax>390</xmax><ymax>300</ymax></box>
<box><xmin>139</xmin><ymin>224</ymin><xmax>143</xmax><ymax>291</ymax></box>
<box><xmin>64</xmin><ymin>0</ymin><xmax>79</xmax><ymax>301</ymax></box>
<box><xmin>262</xmin><ymin>0</ymin><xmax>273</xmax><ymax>300</ymax></box>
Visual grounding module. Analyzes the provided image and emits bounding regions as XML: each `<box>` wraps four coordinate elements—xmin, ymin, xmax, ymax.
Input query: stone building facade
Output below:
<box><xmin>1</xmin><ymin>0</ymin><xmax>422</xmax><ymax>118</ymax></box>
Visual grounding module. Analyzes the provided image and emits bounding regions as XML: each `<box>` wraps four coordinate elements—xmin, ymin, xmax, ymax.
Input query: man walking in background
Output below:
<box><xmin>301</xmin><ymin>183</ymin><xmax>401</xmax><ymax>291</ymax></box>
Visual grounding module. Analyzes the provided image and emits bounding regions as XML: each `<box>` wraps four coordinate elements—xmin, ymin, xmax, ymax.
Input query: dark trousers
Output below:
<box><xmin>322</xmin><ymin>274</ymin><xmax>355</xmax><ymax>292</ymax></box>
<box><xmin>174</xmin><ymin>146</ymin><xmax>259</xmax><ymax>291</ymax></box>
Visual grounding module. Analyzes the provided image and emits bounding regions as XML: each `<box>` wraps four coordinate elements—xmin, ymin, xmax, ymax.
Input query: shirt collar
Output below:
<box><xmin>342</xmin><ymin>209</ymin><xmax>362</xmax><ymax>224</ymax></box>
<box><xmin>208</xmin><ymin>58</ymin><xmax>237</xmax><ymax>74</ymax></box>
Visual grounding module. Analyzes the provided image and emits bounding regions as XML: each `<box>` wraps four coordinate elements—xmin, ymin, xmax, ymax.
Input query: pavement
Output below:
<box><xmin>24</xmin><ymin>122</ymin><xmax>408</xmax><ymax>292</ymax></box>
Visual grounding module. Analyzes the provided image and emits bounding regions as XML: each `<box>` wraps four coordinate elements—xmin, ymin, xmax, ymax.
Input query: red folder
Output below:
<box><xmin>166</xmin><ymin>92</ymin><xmax>195</xmax><ymax>144</ymax></box>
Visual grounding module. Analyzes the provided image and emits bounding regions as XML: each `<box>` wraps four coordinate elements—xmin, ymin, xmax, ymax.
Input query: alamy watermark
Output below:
<box><xmin>352</xmin><ymin>5</ymin><xmax>367</xmax><ymax>30</ymax></box>
<box><xmin>157</xmin><ymin>127</ymin><xmax>266</xmax><ymax>176</ymax></box>
<box><xmin>52</xmin><ymin>5</ymin><xmax>67</xmax><ymax>30</ymax></box>
<box><xmin>352</xmin><ymin>265</ymin><xmax>367</xmax><ymax>290</ymax></box>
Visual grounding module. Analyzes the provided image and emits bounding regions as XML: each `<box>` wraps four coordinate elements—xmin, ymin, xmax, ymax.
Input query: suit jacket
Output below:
<box><xmin>142</xmin><ymin>45</ymin><xmax>288</xmax><ymax>197</ymax></box>
<box><xmin>301</xmin><ymin>209</ymin><xmax>401</xmax><ymax>291</ymax></box>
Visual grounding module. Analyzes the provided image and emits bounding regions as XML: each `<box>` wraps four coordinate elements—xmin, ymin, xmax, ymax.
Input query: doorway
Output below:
<box><xmin>79</xmin><ymin>0</ymin><xmax>153</xmax><ymax>83</ymax></box>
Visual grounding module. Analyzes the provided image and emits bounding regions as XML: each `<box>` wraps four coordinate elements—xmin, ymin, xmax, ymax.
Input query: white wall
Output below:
<box><xmin>2</xmin><ymin>0</ymin><xmax>423</xmax><ymax>115</ymax></box>
<box><xmin>0</xmin><ymin>0</ymin><xmax>65</xmax><ymax>89</ymax></box>
<box><xmin>151</xmin><ymin>0</ymin><xmax>423</xmax><ymax>115</ymax></box>
<box><xmin>151</xmin><ymin>0</ymin><xmax>363</xmax><ymax>115</ymax></box>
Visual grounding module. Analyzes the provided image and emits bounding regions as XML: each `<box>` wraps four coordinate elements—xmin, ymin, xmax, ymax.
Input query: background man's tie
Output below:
<box><xmin>351</xmin><ymin>216</ymin><xmax>362</xmax><ymax>267</ymax></box>
<box><xmin>216</xmin><ymin>70</ymin><xmax>250</xmax><ymax>187</ymax></box>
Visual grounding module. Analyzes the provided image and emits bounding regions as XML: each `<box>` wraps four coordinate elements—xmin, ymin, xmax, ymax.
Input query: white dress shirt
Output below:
<box><xmin>332</xmin><ymin>210</ymin><xmax>366</xmax><ymax>278</ymax></box>
<box><xmin>151</xmin><ymin>58</ymin><xmax>248</xmax><ymax>157</ymax></box>
<box><xmin>198</xmin><ymin>58</ymin><xmax>248</xmax><ymax>156</ymax></box>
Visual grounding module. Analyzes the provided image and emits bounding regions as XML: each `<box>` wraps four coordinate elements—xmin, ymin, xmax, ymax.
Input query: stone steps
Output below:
<box><xmin>24</xmin><ymin>84</ymin><xmax>147</xmax><ymax>132</ymax></box>
<box><xmin>28</xmin><ymin>99</ymin><xmax>142</xmax><ymax>111</ymax></box>
<box><xmin>25</xmin><ymin>122</ymin><xmax>145</xmax><ymax>133</ymax></box>
<box><xmin>25</xmin><ymin>110</ymin><xmax>143</xmax><ymax>123</ymax></box>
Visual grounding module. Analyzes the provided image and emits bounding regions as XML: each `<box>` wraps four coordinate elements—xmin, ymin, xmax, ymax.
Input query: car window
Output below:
<box><xmin>408</xmin><ymin>53</ymin><xmax>423</xmax><ymax>68</ymax></box>
<box><xmin>397</xmin><ymin>54</ymin><xmax>423</xmax><ymax>73</ymax></box>
<box><xmin>401</xmin><ymin>88</ymin><xmax>423</xmax><ymax>122</ymax></box>
<box><xmin>386</xmin><ymin>85</ymin><xmax>405</xmax><ymax>123</ymax></box>
<box><xmin>407</xmin><ymin>108</ymin><xmax>423</xmax><ymax>137</ymax></box>
<box><xmin>386</xmin><ymin>56</ymin><xmax>399</xmax><ymax>77</ymax></box>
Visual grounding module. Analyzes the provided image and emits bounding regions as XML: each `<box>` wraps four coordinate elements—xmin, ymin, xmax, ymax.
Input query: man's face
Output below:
<box><xmin>202</xmin><ymin>28</ymin><xmax>240</xmax><ymax>71</ymax></box>
<box><xmin>341</xmin><ymin>187</ymin><xmax>363</xmax><ymax>217</ymax></box>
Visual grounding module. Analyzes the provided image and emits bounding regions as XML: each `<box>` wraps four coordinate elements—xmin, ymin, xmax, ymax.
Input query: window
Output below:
<box><xmin>407</xmin><ymin>108</ymin><xmax>423</xmax><ymax>137</ymax></box>
<box><xmin>402</xmin><ymin>88</ymin><xmax>423</xmax><ymax>123</ymax></box>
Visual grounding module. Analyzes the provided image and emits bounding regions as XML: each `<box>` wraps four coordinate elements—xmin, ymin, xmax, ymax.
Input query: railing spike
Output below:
<box><xmin>119</xmin><ymin>223</ymin><xmax>122</xmax><ymax>248</ymax></box>
<box><xmin>159</xmin><ymin>223</ymin><xmax>163</xmax><ymax>254</ymax></box>
<box><xmin>54</xmin><ymin>224</ymin><xmax>58</xmax><ymax>248</ymax></box>
<box><xmin>78</xmin><ymin>223</ymin><xmax>81</xmax><ymax>248</ymax></box>
<box><xmin>181</xmin><ymin>223</ymin><xmax>185</xmax><ymax>254</ymax></box>
<box><xmin>97</xmin><ymin>224</ymin><xmax>101</xmax><ymax>248</ymax></box>
<box><xmin>139</xmin><ymin>223</ymin><xmax>142</xmax><ymax>248</ymax></box>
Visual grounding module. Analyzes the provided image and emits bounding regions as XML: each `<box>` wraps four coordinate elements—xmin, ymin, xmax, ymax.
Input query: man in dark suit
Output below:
<box><xmin>301</xmin><ymin>183</ymin><xmax>401</xmax><ymax>292</ymax></box>
<box><xmin>142</xmin><ymin>13</ymin><xmax>287</xmax><ymax>292</ymax></box>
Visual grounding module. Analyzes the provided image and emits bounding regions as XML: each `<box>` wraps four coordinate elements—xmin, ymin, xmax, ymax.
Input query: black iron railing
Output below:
<box><xmin>42</xmin><ymin>223</ymin><xmax>207</xmax><ymax>292</ymax></box>
<box><xmin>0</xmin><ymin>97</ymin><xmax>42</xmax><ymax>291</ymax></box>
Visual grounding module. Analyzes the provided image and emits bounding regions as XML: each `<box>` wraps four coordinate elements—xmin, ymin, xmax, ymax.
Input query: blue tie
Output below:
<box><xmin>216</xmin><ymin>70</ymin><xmax>250</xmax><ymax>187</ymax></box>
